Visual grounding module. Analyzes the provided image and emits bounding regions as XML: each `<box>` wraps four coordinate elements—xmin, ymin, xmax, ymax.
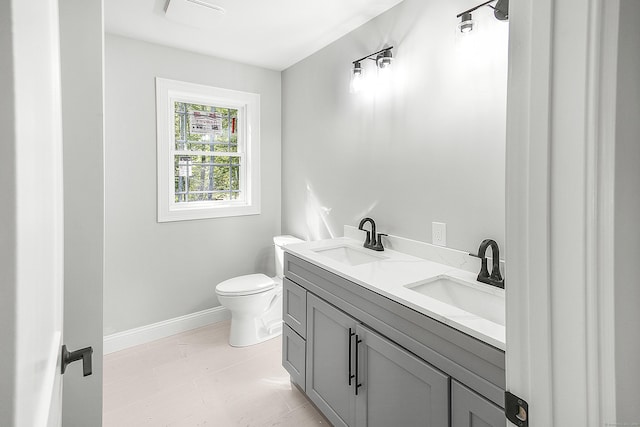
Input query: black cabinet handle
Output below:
<box><xmin>61</xmin><ymin>345</ymin><xmax>93</xmax><ymax>377</ymax></box>
<box><xmin>354</xmin><ymin>335</ymin><xmax>362</xmax><ymax>395</ymax></box>
<box><xmin>348</xmin><ymin>328</ymin><xmax>355</xmax><ymax>385</ymax></box>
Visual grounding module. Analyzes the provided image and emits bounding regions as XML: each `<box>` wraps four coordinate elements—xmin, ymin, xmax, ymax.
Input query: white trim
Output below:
<box><xmin>103</xmin><ymin>306</ymin><xmax>230</xmax><ymax>354</ymax></box>
<box><xmin>506</xmin><ymin>0</ymin><xmax>618</xmax><ymax>425</ymax></box>
<box><xmin>584</xmin><ymin>0</ymin><xmax>618</xmax><ymax>425</ymax></box>
<box><xmin>595</xmin><ymin>0</ymin><xmax>620</xmax><ymax>423</ymax></box>
<box><xmin>505</xmin><ymin>0</ymin><xmax>554</xmax><ymax>424</ymax></box>
<box><xmin>155</xmin><ymin>77</ymin><xmax>261</xmax><ymax>222</ymax></box>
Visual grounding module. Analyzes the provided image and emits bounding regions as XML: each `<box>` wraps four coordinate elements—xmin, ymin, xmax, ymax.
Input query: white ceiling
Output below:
<box><xmin>105</xmin><ymin>0</ymin><xmax>405</xmax><ymax>71</ymax></box>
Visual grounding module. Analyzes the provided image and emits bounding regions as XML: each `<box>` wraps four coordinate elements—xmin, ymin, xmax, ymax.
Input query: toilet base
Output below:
<box><xmin>228</xmin><ymin>315</ymin><xmax>283</xmax><ymax>347</ymax></box>
<box><xmin>215</xmin><ymin>274</ymin><xmax>286</xmax><ymax>348</ymax></box>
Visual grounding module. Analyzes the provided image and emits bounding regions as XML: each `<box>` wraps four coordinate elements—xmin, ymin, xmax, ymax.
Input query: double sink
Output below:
<box><xmin>287</xmin><ymin>239</ymin><xmax>506</xmax><ymax>349</ymax></box>
<box><xmin>311</xmin><ymin>244</ymin><xmax>504</xmax><ymax>327</ymax></box>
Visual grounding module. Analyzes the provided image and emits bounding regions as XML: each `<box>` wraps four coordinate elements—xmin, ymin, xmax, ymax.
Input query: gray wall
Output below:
<box><xmin>615</xmin><ymin>0</ymin><xmax>640</xmax><ymax>421</ymax></box>
<box><xmin>281</xmin><ymin>0</ymin><xmax>507</xmax><ymax>253</ymax></box>
<box><xmin>104</xmin><ymin>34</ymin><xmax>281</xmax><ymax>334</ymax></box>
<box><xmin>60</xmin><ymin>0</ymin><xmax>104</xmax><ymax>424</ymax></box>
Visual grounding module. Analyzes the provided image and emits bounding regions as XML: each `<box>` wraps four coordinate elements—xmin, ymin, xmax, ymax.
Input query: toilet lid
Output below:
<box><xmin>215</xmin><ymin>274</ymin><xmax>275</xmax><ymax>296</ymax></box>
<box><xmin>273</xmin><ymin>235</ymin><xmax>304</xmax><ymax>247</ymax></box>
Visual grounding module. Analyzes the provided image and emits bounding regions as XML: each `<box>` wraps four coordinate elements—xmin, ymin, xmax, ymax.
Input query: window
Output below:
<box><xmin>156</xmin><ymin>78</ymin><xmax>260</xmax><ymax>222</ymax></box>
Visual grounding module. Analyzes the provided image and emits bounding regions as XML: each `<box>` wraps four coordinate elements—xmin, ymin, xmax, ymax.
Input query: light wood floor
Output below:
<box><xmin>103</xmin><ymin>321</ymin><xmax>330</xmax><ymax>426</ymax></box>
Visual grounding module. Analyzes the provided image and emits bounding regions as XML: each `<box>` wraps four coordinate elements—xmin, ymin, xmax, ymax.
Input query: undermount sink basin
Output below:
<box><xmin>405</xmin><ymin>276</ymin><xmax>505</xmax><ymax>326</ymax></box>
<box><xmin>312</xmin><ymin>245</ymin><xmax>387</xmax><ymax>266</ymax></box>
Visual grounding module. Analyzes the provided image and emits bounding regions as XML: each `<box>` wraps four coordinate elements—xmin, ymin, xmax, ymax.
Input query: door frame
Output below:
<box><xmin>58</xmin><ymin>0</ymin><xmax>105</xmax><ymax>424</ymax></box>
<box><xmin>505</xmin><ymin>0</ymin><xmax>618</xmax><ymax>425</ymax></box>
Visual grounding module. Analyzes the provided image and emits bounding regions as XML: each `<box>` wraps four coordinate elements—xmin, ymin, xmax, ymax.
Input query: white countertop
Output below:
<box><xmin>284</xmin><ymin>237</ymin><xmax>506</xmax><ymax>350</ymax></box>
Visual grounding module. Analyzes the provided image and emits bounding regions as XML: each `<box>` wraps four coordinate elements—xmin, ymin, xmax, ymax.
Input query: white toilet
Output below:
<box><xmin>215</xmin><ymin>235</ymin><xmax>304</xmax><ymax>347</ymax></box>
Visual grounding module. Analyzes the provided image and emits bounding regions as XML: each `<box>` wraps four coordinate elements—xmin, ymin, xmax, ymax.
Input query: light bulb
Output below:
<box><xmin>350</xmin><ymin>62</ymin><xmax>364</xmax><ymax>94</ymax></box>
<box><xmin>458</xmin><ymin>12</ymin><xmax>475</xmax><ymax>34</ymax></box>
<box><xmin>376</xmin><ymin>49</ymin><xmax>393</xmax><ymax>69</ymax></box>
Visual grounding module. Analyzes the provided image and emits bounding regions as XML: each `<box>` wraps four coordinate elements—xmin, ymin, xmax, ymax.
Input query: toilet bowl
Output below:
<box><xmin>215</xmin><ymin>235</ymin><xmax>304</xmax><ymax>347</ymax></box>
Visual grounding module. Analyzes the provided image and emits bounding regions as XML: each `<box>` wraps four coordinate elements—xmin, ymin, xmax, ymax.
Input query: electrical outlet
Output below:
<box><xmin>432</xmin><ymin>222</ymin><xmax>447</xmax><ymax>247</ymax></box>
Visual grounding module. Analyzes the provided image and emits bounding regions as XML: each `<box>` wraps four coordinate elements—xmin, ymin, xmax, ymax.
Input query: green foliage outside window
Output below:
<box><xmin>174</xmin><ymin>102</ymin><xmax>240</xmax><ymax>202</ymax></box>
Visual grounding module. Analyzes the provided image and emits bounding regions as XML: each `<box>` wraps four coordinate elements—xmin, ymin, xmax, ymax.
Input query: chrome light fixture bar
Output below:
<box><xmin>456</xmin><ymin>0</ymin><xmax>509</xmax><ymax>33</ymax></box>
<box><xmin>352</xmin><ymin>46</ymin><xmax>394</xmax><ymax>69</ymax></box>
<box><xmin>350</xmin><ymin>46</ymin><xmax>393</xmax><ymax>93</ymax></box>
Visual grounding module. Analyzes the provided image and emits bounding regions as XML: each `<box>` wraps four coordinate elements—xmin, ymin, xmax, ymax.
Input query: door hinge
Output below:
<box><xmin>505</xmin><ymin>391</ymin><xmax>528</xmax><ymax>427</ymax></box>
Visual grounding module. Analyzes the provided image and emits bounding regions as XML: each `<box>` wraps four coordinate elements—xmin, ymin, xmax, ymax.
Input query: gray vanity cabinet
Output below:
<box><xmin>283</xmin><ymin>253</ymin><xmax>506</xmax><ymax>427</ymax></box>
<box><xmin>306</xmin><ymin>293</ymin><xmax>358</xmax><ymax>427</ymax></box>
<box><xmin>451</xmin><ymin>381</ymin><xmax>504</xmax><ymax>427</ymax></box>
<box><xmin>354</xmin><ymin>324</ymin><xmax>449</xmax><ymax>427</ymax></box>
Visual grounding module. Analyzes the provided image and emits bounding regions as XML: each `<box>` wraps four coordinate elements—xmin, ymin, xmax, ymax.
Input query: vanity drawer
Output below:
<box><xmin>283</xmin><ymin>278</ymin><xmax>307</xmax><ymax>338</ymax></box>
<box><xmin>282</xmin><ymin>324</ymin><xmax>306</xmax><ymax>390</ymax></box>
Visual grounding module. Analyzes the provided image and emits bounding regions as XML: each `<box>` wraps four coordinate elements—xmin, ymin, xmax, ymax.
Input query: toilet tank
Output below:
<box><xmin>273</xmin><ymin>235</ymin><xmax>304</xmax><ymax>279</ymax></box>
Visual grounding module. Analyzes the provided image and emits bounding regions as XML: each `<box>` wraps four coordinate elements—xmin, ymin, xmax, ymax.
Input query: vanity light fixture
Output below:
<box><xmin>456</xmin><ymin>0</ymin><xmax>509</xmax><ymax>34</ymax></box>
<box><xmin>349</xmin><ymin>46</ymin><xmax>393</xmax><ymax>93</ymax></box>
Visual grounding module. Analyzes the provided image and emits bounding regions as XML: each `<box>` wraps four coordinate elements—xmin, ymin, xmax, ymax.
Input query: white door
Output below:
<box><xmin>1</xmin><ymin>1</ymin><xmax>66</xmax><ymax>426</ymax></box>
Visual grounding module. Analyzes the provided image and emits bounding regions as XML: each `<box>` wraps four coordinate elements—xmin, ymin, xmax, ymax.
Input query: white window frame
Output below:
<box><xmin>156</xmin><ymin>78</ymin><xmax>260</xmax><ymax>222</ymax></box>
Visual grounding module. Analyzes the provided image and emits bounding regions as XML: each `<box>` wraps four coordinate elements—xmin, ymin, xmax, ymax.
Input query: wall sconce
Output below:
<box><xmin>456</xmin><ymin>0</ymin><xmax>509</xmax><ymax>34</ymax></box>
<box><xmin>350</xmin><ymin>46</ymin><xmax>393</xmax><ymax>94</ymax></box>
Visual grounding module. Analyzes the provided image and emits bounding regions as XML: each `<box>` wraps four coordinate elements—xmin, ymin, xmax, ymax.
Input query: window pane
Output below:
<box><xmin>174</xmin><ymin>102</ymin><xmax>238</xmax><ymax>152</ymax></box>
<box><xmin>230</xmin><ymin>165</ymin><xmax>240</xmax><ymax>191</ymax></box>
<box><xmin>174</xmin><ymin>155</ymin><xmax>242</xmax><ymax>203</ymax></box>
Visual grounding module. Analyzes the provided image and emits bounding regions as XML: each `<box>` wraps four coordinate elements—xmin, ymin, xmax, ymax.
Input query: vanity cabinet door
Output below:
<box><xmin>283</xmin><ymin>278</ymin><xmax>306</xmax><ymax>338</ymax></box>
<box><xmin>354</xmin><ymin>325</ymin><xmax>450</xmax><ymax>427</ymax></box>
<box><xmin>451</xmin><ymin>380</ymin><xmax>504</xmax><ymax>427</ymax></box>
<box><xmin>306</xmin><ymin>294</ymin><xmax>358</xmax><ymax>427</ymax></box>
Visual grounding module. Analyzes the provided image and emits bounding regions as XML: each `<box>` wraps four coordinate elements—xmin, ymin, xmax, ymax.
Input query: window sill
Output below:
<box><xmin>158</xmin><ymin>203</ymin><xmax>260</xmax><ymax>222</ymax></box>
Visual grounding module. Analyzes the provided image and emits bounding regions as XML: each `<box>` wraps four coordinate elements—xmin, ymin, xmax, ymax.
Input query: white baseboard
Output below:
<box><xmin>103</xmin><ymin>306</ymin><xmax>230</xmax><ymax>355</ymax></box>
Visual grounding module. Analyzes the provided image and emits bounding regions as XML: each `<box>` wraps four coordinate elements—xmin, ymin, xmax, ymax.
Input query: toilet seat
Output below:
<box><xmin>215</xmin><ymin>273</ymin><xmax>275</xmax><ymax>297</ymax></box>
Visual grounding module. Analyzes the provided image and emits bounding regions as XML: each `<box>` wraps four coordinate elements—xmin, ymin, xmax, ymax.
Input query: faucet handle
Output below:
<box><xmin>469</xmin><ymin>252</ymin><xmax>490</xmax><ymax>279</ymax></box>
<box><xmin>373</xmin><ymin>233</ymin><xmax>388</xmax><ymax>251</ymax></box>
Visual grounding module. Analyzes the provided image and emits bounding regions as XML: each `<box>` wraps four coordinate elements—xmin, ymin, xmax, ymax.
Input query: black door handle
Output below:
<box><xmin>61</xmin><ymin>345</ymin><xmax>93</xmax><ymax>377</ymax></box>
<box><xmin>354</xmin><ymin>335</ymin><xmax>362</xmax><ymax>395</ymax></box>
<box><xmin>348</xmin><ymin>328</ymin><xmax>355</xmax><ymax>385</ymax></box>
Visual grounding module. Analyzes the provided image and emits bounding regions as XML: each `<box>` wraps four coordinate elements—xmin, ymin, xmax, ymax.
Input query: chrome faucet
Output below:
<box><xmin>358</xmin><ymin>217</ymin><xmax>387</xmax><ymax>251</ymax></box>
<box><xmin>469</xmin><ymin>239</ymin><xmax>504</xmax><ymax>289</ymax></box>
